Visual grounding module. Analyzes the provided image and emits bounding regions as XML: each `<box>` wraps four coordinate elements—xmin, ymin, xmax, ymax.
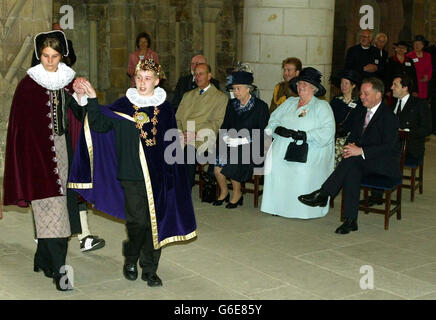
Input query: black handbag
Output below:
<box><xmin>200</xmin><ymin>171</ymin><xmax>217</xmax><ymax>203</ymax></box>
<box><xmin>284</xmin><ymin>137</ymin><xmax>308</xmax><ymax>163</ymax></box>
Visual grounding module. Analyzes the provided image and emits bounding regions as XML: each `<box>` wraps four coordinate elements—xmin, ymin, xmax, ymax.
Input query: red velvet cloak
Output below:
<box><xmin>3</xmin><ymin>75</ymin><xmax>82</xmax><ymax>233</ymax></box>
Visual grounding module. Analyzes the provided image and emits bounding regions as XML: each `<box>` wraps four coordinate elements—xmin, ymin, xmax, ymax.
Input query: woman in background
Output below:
<box><xmin>127</xmin><ymin>32</ymin><xmax>159</xmax><ymax>87</ymax></box>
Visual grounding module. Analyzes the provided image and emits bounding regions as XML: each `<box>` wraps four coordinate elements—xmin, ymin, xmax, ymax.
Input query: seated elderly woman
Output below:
<box><xmin>270</xmin><ymin>57</ymin><xmax>302</xmax><ymax>113</ymax></box>
<box><xmin>261</xmin><ymin>67</ymin><xmax>335</xmax><ymax>219</ymax></box>
<box><xmin>213</xmin><ymin>71</ymin><xmax>270</xmax><ymax>209</ymax></box>
<box><xmin>330</xmin><ymin>70</ymin><xmax>364</xmax><ymax>165</ymax></box>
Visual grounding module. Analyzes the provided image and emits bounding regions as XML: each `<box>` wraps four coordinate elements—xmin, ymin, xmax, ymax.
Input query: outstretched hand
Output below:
<box><xmin>73</xmin><ymin>78</ymin><xmax>97</xmax><ymax>98</ymax></box>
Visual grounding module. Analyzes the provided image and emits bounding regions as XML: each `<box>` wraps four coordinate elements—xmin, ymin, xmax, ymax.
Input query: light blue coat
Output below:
<box><xmin>261</xmin><ymin>96</ymin><xmax>335</xmax><ymax>219</ymax></box>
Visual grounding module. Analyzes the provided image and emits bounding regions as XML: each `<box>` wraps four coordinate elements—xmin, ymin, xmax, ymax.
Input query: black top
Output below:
<box><xmin>330</xmin><ymin>96</ymin><xmax>365</xmax><ymax>137</ymax></box>
<box><xmin>87</xmin><ymin>97</ymin><xmax>175</xmax><ymax>181</ymax></box>
<box><xmin>172</xmin><ymin>75</ymin><xmax>220</xmax><ymax>112</ymax></box>
<box><xmin>344</xmin><ymin>44</ymin><xmax>380</xmax><ymax>79</ymax></box>
<box><xmin>217</xmin><ymin>97</ymin><xmax>270</xmax><ymax>182</ymax></box>
<box><xmin>374</xmin><ymin>47</ymin><xmax>389</xmax><ymax>79</ymax></box>
<box><xmin>383</xmin><ymin>56</ymin><xmax>418</xmax><ymax>94</ymax></box>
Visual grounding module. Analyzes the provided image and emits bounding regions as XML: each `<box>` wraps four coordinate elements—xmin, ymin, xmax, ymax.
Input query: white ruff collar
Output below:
<box><xmin>126</xmin><ymin>87</ymin><xmax>167</xmax><ymax>108</ymax></box>
<box><xmin>27</xmin><ymin>62</ymin><xmax>76</xmax><ymax>90</ymax></box>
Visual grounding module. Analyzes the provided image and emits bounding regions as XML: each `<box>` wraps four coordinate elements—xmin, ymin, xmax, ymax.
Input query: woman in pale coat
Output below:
<box><xmin>261</xmin><ymin>67</ymin><xmax>335</xmax><ymax>219</ymax></box>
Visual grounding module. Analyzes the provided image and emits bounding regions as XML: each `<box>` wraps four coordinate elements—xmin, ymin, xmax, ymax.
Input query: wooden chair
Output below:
<box><xmin>241</xmin><ymin>174</ymin><xmax>264</xmax><ymax>208</ymax></box>
<box><xmin>340</xmin><ymin>130</ymin><xmax>408</xmax><ymax>230</ymax></box>
<box><xmin>402</xmin><ymin>158</ymin><xmax>424</xmax><ymax>202</ymax></box>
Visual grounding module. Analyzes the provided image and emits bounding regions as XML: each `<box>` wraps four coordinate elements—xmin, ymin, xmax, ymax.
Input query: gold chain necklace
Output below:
<box><xmin>132</xmin><ymin>105</ymin><xmax>160</xmax><ymax>146</ymax></box>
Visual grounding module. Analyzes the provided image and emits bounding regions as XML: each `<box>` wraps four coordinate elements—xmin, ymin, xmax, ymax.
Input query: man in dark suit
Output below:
<box><xmin>391</xmin><ymin>74</ymin><xmax>432</xmax><ymax>161</ymax></box>
<box><xmin>364</xmin><ymin>74</ymin><xmax>432</xmax><ymax>206</ymax></box>
<box><xmin>345</xmin><ymin>29</ymin><xmax>380</xmax><ymax>79</ymax></box>
<box><xmin>298</xmin><ymin>77</ymin><xmax>400</xmax><ymax>234</ymax></box>
<box><xmin>172</xmin><ymin>55</ymin><xmax>220</xmax><ymax>112</ymax></box>
<box><xmin>374</xmin><ymin>32</ymin><xmax>389</xmax><ymax>79</ymax></box>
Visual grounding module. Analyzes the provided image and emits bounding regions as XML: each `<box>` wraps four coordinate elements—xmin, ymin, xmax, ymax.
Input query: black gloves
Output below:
<box><xmin>291</xmin><ymin>130</ymin><xmax>306</xmax><ymax>141</ymax></box>
<box><xmin>274</xmin><ymin>126</ymin><xmax>295</xmax><ymax>138</ymax></box>
<box><xmin>274</xmin><ymin>126</ymin><xmax>306</xmax><ymax>140</ymax></box>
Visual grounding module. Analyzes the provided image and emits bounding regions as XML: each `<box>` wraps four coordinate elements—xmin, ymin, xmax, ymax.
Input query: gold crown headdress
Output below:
<box><xmin>135</xmin><ymin>59</ymin><xmax>165</xmax><ymax>79</ymax></box>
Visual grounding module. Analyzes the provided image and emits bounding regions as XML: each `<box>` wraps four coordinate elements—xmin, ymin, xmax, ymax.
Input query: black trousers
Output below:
<box><xmin>34</xmin><ymin>238</ymin><xmax>68</xmax><ymax>277</ymax></box>
<box><xmin>321</xmin><ymin>156</ymin><xmax>394</xmax><ymax>220</ymax></box>
<box><xmin>120</xmin><ymin>180</ymin><xmax>161</xmax><ymax>274</ymax></box>
<box><xmin>184</xmin><ymin>144</ymin><xmax>198</xmax><ymax>191</ymax></box>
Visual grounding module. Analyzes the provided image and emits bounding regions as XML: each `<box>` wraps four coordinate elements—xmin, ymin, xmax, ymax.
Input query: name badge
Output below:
<box><xmin>405</xmin><ymin>62</ymin><xmax>411</xmax><ymax>66</ymax></box>
<box><xmin>412</xmin><ymin>58</ymin><xmax>419</xmax><ymax>63</ymax></box>
<box><xmin>348</xmin><ymin>102</ymin><xmax>357</xmax><ymax>108</ymax></box>
<box><xmin>374</xmin><ymin>59</ymin><xmax>379</xmax><ymax>64</ymax></box>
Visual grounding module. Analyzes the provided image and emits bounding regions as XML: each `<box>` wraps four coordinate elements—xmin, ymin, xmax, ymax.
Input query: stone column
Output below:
<box><xmin>243</xmin><ymin>0</ymin><xmax>336</xmax><ymax>103</ymax></box>
<box><xmin>107</xmin><ymin>0</ymin><xmax>129</xmax><ymax>102</ymax></box>
<box><xmin>0</xmin><ymin>0</ymin><xmax>52</xmax><ymax>178</ymax></box>
<box><xmin>200</xmin><ymin>0</ymin><xmax>222</xmax><ymax>77</ymax></box>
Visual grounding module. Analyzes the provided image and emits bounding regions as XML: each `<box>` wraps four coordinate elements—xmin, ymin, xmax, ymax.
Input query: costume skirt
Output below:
<box><xmin>31</xmin><ymin>135</ymin><xmax>71</xmax><ymax>238</ymax></box>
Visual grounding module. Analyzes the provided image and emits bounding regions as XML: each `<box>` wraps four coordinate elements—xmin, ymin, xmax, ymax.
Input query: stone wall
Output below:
<box><xmin>0</xmin><ymin>0</ymin><xmax>52</xmax><ymax>178</ymax></box>
<box><xmin>52</xmin><ymin>0</ymin><xmax>242</xmax><ymax>104</ymax></box>
<box><xmin>243</xmin><ymin>0</ymin><xmax>336</xmax><ymax>103</ymax></box>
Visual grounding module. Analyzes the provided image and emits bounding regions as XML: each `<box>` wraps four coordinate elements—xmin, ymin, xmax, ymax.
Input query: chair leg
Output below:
<box><xmin>340</xmin><ymin>189</ymin><xmax>345</xmax><ymax>222</ymax></box>
<box><xmin>363</xmin><ymin>187</ymin><xmax>369</xmax><ymax>214</ymax></box>
<box><xmin>253</xmin><ymin>176</ymin><xmax>259</xmax><ymax>208</ymax></box>
<box><xmin>419</xmin><ymin>163</ymin><xmax>423</xmax><ymax>194</ymax></box>
<box><xmin>397</xmin><ymin>186</ymin><xmax>402</xmax><ymax>220</ymax></box>
<box><xmin>410</xmin><ymin>167</ymin><xmax>416</xmax><ymax>202</ymax></box>
<box><xmin>384</xmin><ymin>191</ymin><xmax>391</xmax><ymax>230</ymax></box>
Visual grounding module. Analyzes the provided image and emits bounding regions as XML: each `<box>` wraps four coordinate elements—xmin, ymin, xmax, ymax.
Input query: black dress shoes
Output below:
<box><xmin>142</xmin><ymin>272</ymin><xmax>163</xmax><ymax>287</ymax></box>
<box><xmin>123</xmin><ymin>263</ymin><xmax>138</xmax><ymax>281</ymax></box>
<box><xmin>335</xmin><ymin>219</ymin><xmax>358</xmax><ymax>234</ymax></box>
<box><xmin>226</xmin><ymin>196</ymin><xmax>243</xmax><ymax>209</ymax></box>
<box><xmin>212</xmin><ymin>194</ymin><xmax>230</xmax><ymax>206</ymax></box>
<box><xmin>298</xmin><ymin>189</ymin><xmax>328</xmax><ymax>207</ymax></box>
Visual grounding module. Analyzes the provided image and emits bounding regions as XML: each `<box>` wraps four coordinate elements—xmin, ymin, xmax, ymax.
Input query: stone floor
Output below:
<box><xmin>1</xmin><ymin>135</ymin><xmax>436</xmax><ymax>301</ymax></box>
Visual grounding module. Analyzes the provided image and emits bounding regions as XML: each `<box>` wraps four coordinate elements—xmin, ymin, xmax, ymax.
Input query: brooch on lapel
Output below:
<box><xmin>298</xmin><ymin>109</ymin><xmax>308</xmax><ymax>118</ymax></box>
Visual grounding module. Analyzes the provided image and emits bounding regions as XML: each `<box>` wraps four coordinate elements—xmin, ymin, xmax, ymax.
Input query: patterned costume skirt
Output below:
<box><xmin>31</xmin><ymin>135</ymin><xmax>71</xmax><ymax>238</ymax></box>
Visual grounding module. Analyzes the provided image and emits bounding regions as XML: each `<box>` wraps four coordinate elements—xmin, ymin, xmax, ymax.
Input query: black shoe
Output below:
<box><xmin>225</xmin><ymin>196</ymin><xmax>243</xmax><ymax>209</ymax></box>
<box><xmin>34</xmin><ymin>264</ymin><xmax>53</xmax><ymax>278</ymax></box>
<box><xmin>212</xmin><ymin>194</ymin><xmax>230</xmax><ymax>206</ymax></box>
<box><xmin>359</xmin><ymin>196</ymin><xmax>384</xmax><ymax>207</ymax></box>
<box><xmin>141</xmin><ymin>272</ymin><xmax>163</xmax><ymax>287</ymax></box>
<box><xmin>298</xmin><ymin>189</ymin><xmax>328</xmax><ymax>207</ymax></box>
<box><xmin>335</xmin><ymin>219</ymin><xmax>358</xmax><ymax>234</ymax></box>
<box><xmin>123</xmin><ymin>263</ymin><xmax>138</xmax><ymax>281</ymax></box>
<box><xmin>53</xmin><ymin>273</ymin><xmax>73</xmax><ymax>291</ymax></box>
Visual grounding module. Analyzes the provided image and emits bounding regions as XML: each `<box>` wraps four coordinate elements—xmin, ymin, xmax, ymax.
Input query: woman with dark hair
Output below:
<box><xmin>3</xmin><ymin>30</ymin><xmax>86</xmax><ymax>291</ymax></box>
<box><xmin>329</xmin><ymin>70</ymin><xmax>364</xmax><ymax>165</ymax></box>
<box><xmin>127</xmin><ymin>32</ymin><xmax>160</xmax><ymax>87</ymax></box>
<box><xmin>384</xmin><ymin>41</ymin><xmax>418</xmax><ymax>103</ymax></box>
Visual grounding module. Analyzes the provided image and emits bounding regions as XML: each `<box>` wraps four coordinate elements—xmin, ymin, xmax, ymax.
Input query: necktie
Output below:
<box><xmin>362</xmin><ymin>109</ymin><xmax>372</xmax><ymax>134</ymax></box>
<box><xmin>396</xmin><ymin>99</ymin><xmax>402</xmax><ymax>117</ymax></box>
<box><xmin>199</xmin><ymin>89</ymin><xmax>204</xmax><ymax>95</ymax></box>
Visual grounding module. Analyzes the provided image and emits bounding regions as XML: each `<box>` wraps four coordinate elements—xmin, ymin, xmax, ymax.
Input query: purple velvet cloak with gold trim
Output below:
<box><xmin>68</xmin><ymin>97</ymin><xmax>197</xmax><ymax>248</ymax></box>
